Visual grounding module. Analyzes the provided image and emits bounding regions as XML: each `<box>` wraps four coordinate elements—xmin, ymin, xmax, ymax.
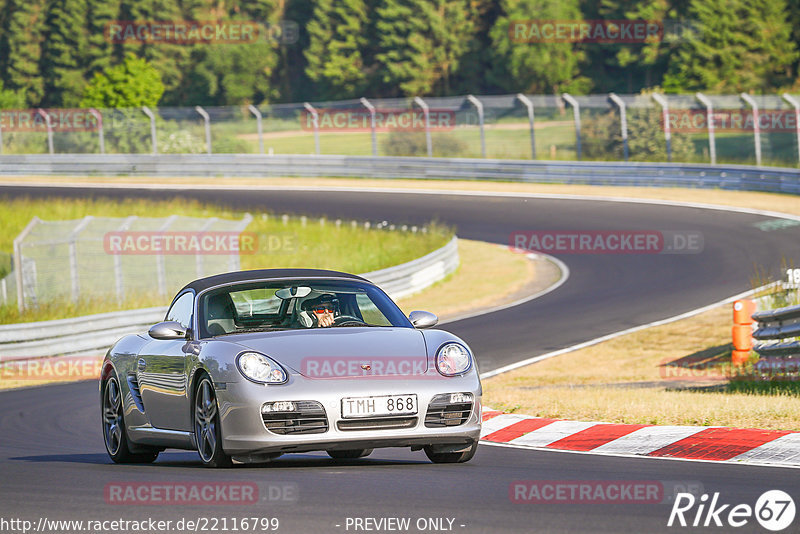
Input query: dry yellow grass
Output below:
<box><xmin>484</xmin><ymin>387</ymin><xmax>800</xmax><ymax>430</ymax></box>
<box><xmin>483</xmin><ymin>305</ymin><xmax>800</xmax><ymax>430</ymax></box>
<box><xmin>396</xmin><ymin>240</ymin><xmax>538</xmax><ymax>320</ymax></box>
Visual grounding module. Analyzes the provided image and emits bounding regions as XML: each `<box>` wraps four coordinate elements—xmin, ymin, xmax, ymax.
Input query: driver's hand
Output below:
<box><xmin>316</xmin><ymin>310</ymin><xmax>334</xmax><ymax>327</ymax></box>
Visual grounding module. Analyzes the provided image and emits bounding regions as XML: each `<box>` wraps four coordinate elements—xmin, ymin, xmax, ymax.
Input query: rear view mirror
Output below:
<box><xmin>275</xmin><ymin>286</ymin><xmax>312</xmax><ymax>300</ymax></box>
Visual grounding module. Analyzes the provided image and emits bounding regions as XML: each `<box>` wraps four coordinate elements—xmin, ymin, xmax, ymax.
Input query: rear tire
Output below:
<box><xmin>102</xmin><ymin>375</ymin><xmax>159</xmax><ymax>464</ymax></box>
<box><xmin>194</xmin><ymin>376</ymin><xmax>232</xmax><ymax>468</ymax></box>
<box><xmin>327</xmin><ymin>449</ymin><xmax>373</xmax><ymax>459</ymax></box>
<box><xmin>424</xmin><ymin>441</ymin><xmax>478</xmax><ymax>464</ymax></box>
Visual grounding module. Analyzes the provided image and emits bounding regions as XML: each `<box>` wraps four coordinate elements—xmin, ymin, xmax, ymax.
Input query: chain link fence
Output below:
<box><xmin>2</xmin><ymin>93</ymin><xmax>799</xmax><ymax>167</ymax></box>
<box><xmin>3</xmin><ymin>215</ymin><xmax>252</xmax><ymax>310</ymax></box>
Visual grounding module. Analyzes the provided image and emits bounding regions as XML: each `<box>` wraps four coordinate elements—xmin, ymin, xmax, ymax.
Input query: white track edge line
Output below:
<box><xmin>440</xmin><ymin>253</ymin><xmax>569</xmax><ymax>325</ymax></box>
<box><xmin>479</xmin><ymin>281</ymin><xmax>780</xmax><ymax>379</ymax></box>
<box><xmin>2</xmin><ymin>181</ymin><xmax>800</xmax><ymax>222</ymax></box>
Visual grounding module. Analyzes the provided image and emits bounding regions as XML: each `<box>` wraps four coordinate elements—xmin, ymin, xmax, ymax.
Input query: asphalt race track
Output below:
<box><xmin>1</xmin><ymin>184</ymin><xmax>799</xmax><ymax>533</ymax></box>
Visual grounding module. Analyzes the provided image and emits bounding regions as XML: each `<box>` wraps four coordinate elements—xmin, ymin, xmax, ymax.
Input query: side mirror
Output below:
<box><xmin>149</xmin><ymin>321</ymin><xmax>188</xmax><ymax>340</ymax></box>
<box><xmin>408</xmin><ymin>310</ymin><xmax>438</xmax><ymax>329</ymax></box>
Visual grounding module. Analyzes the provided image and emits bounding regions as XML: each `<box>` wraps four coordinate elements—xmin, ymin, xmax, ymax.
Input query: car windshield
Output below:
<box><xmin>197</xmin><ymin>278</ymin><xmax>412</xmax><ymax>338</ymax></box>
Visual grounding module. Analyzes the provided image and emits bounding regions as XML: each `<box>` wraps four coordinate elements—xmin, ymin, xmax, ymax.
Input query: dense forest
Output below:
<box><xmin>0</xmin><ymin>0</ymin><xmax>798</xmax><ymax>108</ymax></box>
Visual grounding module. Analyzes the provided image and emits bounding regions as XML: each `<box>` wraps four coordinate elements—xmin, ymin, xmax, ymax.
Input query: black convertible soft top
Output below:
<box><xmin>179</xmin><ymin>268</ymin><xmax>369</xmax><ymax>294</ymax></box>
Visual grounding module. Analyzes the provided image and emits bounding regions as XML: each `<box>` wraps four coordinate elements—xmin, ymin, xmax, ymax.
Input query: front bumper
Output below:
<box><xmin>216</xmin><ymin>372</ymin><xmax>482</xmax><ymax>456</ymax></box>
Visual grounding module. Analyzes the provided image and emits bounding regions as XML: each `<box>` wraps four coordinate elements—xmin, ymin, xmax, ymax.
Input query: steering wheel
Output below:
<box><xmin>333</xmin><ymin>315</ymin><xmax>367</xmax><ymax>326</ymax></box>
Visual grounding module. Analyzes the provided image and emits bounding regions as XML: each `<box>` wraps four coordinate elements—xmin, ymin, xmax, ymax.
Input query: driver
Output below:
<box><xmin>299</xmin><ymin>294</ymin><xmax>340</xmax><ymax>328</ymax></box>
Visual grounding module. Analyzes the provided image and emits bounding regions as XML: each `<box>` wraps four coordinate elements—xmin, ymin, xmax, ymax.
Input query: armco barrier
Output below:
<box><xmin>0</xmin><ymin>236</ymin><xmax>458</xmax><ymax>360</ymax></box>
<box><xmin>751</xmin><ymin>302</ymin><xmax>800</xmax><ymax>358</ymax></box>
<box><xmin>1</xmin><ymin>154</ymin><xmax>799</xmax><ymax>194</ymax></box>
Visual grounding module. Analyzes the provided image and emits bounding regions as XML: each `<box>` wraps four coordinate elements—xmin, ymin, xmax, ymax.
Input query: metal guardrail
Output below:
<box><xmin>361</xmin><ymin>235</ymin><xmax>458</xmax><ymax>300</ymax></box>
<box><xmin>751</xmin><ymin>303</ymin><xmax>800</xmax><ymax>358</ymax></box>
<box><xmin>1</xmin><ymin>154</ymin><xmax>799</xmax><ymax>194</ymax></box>
<box><xmin>0</xmin><ymin>236</ymin><xmax>458</xmax><ymax>360</ymax></box>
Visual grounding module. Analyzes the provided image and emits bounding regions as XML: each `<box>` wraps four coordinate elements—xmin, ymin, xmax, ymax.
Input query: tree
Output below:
<box><xmin>580</xmin><ymin>0</ymin><xmax>690</xmax><ymax>93</ymax></box>
<box><xmin>180</xmin><ymin>43</ymin><xmax>279</xmax><ymax>105</ymax></box>
<box><xmin>488</xmin><ymin>0</ymin><xmax>590</xmax><ymax>94</ymax></box>
<box><xmin>163</xmin><ymin>0</ymin><xmax>281</xmax><ymax>105</ymax></box>
<box><xmin>663</xmin><ymin>0</ymin><xmax>797</xmax><ymax>92</ymax></box>
<box><xmin>273</xmin><ymin>0</ymin><xmax>315</xmax><ymax>102</ymax></box>
<box><xmin>0</xmin><ymin>79</ymin><xmax>25</xmax><ymax>108</ymax></box>
<box><xmin>84</xmin><ymin>0</ymin><xmax>120</xmax><ymax>78</ymax></box>
<box><xmin>582</xmin><ymin>106</ymin><xmax>695</xmax><ymax>162</ymax></box>
<box><xmin>41</xmin><ymin>0</ymin><xmax>90</xmax><ymax>107</ymax></box>
<box><xmin>448</xmin><ymin>0</ymin><xmax>501</xmax><ymax>95</ymax></box>
<box><xmin>376</xmin><ymin>0</ymin><xmax>477</xmax><ymax>96</ymax></box>
<box><xmin>80</xmin><ymin>54</ymin><xmax>165</xmax><ymax>108</ymax></box>
<box><xmin>116</xmin><ymin>0</ymin><xmax>187</xmax><ymax>102</ymax></box>
<box><xmin>304</xmin><ymin>0</ymin><xmax>369</xmax><ymax>100</ymax></box>
<box><xmin>0</xmin><ymin>0</ymin><xmax>47</xmax><ymax>105</ymax></box>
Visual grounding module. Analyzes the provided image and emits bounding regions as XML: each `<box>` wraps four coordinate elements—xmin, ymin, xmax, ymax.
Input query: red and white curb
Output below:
<box><xmin>480</xmin><ymin>410</ymin><xmax>800</xmax><ymax>468</ymax></box>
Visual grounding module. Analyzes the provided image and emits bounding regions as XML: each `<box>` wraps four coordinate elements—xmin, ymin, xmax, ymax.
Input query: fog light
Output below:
<box><xmin>450</xmin><ymin>392</ymin><xmax>472</xmax><ymax>403</ymax></box>
<box><xmin>262</xmin><ymin>401</ymin><xmax>295</xmax><ymax>413</ymax></box>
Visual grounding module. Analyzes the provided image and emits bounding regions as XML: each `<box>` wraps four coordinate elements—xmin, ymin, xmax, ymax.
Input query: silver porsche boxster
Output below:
<box><xmin>101</xmin><ymin>269</ymin><xmax>482</xmax><ymax>467</ymax></box>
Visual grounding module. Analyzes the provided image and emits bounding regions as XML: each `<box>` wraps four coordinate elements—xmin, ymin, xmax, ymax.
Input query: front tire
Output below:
<box><xmin>102</xmin><ymin>375</ymin><xmax>158</xmax><ymax>464</ymax></box>
<box><xmin>424</xmin><ymin>441</ymin><xmax>478</xmax><ymax>464</ymax></box>
<box><xmin>194</xmin><ymin>376</ymin><xmax>232</xmax><ymax>468</ymax></box>
<box><xmin>327</xmin><ymin>449</ymin><xmax>373</xmax><ymax>459</ymax></box>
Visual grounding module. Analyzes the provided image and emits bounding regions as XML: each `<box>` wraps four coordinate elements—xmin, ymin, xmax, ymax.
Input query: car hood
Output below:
<box><xmin>224</xmin><ymin>327</ymin><xmax>429</xmax><ymax>378</ymax></box>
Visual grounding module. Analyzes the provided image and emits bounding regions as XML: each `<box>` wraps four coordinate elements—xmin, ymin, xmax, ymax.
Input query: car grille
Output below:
<box><xmin>262</xmin><ymin>401</ymin><xmax>329</xmax><ymax>435</ymax></box>
<box><xmin>337</xmin><ymin>416</ymin><xmax>418</xmax><ymax>432</ymax></box>
<box><xmin>424</xmin><ymin>393</ymin><xmax>473</xmax><ymax>427</ymax></box>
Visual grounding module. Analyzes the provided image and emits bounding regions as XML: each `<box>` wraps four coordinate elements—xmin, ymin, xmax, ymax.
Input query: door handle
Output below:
<box><xmin>137</xmin><ymin>358</ymin><xmax>146</xmax><ymax>371</ymax></box>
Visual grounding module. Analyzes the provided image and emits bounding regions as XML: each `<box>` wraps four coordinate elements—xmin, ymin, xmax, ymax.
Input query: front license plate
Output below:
<box><xmin>341</xmin><ymin>394</ymin><xmax>418</xmax><ymax>418</ymax></box>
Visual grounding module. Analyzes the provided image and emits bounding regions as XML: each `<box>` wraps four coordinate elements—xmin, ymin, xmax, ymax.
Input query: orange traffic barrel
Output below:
<box><xmin>732</xmin><ymin>324</ymin><xmax>753</xmax><ymax>351</ymax></box>
<box><xmin>731</xmin><ymin>350</ymin><xmax>750</xmax><ymax>366</ymax></box>
<box><xmin>733</xmin><ymin>299</ymin><xmax>755</xmax><ymax>325</ymax></box>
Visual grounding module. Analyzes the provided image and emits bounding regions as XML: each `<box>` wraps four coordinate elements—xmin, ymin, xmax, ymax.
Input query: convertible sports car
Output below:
<box><xmin>101</xmin><ymin>268</ymin><xmax>482</xmax><ymax>467</ymax></box>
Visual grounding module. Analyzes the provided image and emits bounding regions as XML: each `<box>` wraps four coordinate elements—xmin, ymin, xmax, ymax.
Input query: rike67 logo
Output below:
<box><xmin>668</xmin><ymin>490</ymin><xmax>795</xmax><ymax>531</ymax></box>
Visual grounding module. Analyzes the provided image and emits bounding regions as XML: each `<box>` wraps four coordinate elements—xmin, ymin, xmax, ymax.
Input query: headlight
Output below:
<box><xmin>435</xmin><ymin>343</ymin><xmax>472</xmax><ymax>376</ymax></box>
<box><xmin>237</xmin><ymin>352</ymin><xmax>287</xmax><ymax>384</ymax></box>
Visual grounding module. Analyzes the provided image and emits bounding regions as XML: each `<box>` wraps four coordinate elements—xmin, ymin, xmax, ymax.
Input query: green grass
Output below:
<box><xmin>0</xmin><ymin>196</ymin><xmax>451</xmax><ymax>324</ymax></box>
<box><xmin>228</xmin><ymin>125</ymin><xmax>579</xmax><ymax>160</ymax></box>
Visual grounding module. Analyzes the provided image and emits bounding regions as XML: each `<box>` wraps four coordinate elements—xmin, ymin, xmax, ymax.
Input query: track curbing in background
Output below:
<box><xmin>480</xmin><ymin>409</ymin><xmax>800</xmax><ymax>468</ymax></box>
